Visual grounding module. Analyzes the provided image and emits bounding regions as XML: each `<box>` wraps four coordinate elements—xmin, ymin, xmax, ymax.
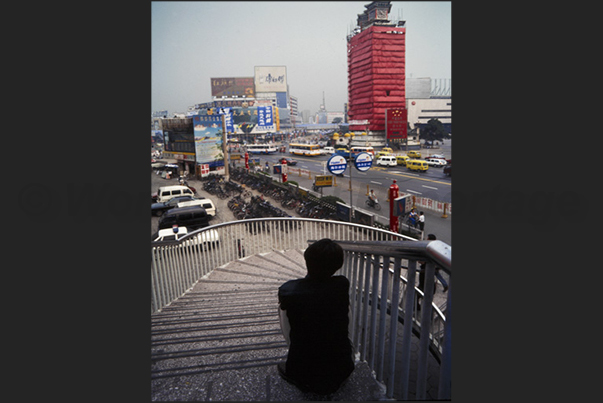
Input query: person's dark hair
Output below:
<box><xmin>304</xmin><ymin>238</ymin><xmax>344</xmax><ymax>279</ymax></box>
<box><xmin>427</xmin><ymin>233</ymin><xmax>436</xmax><ymax>240</ymax></box>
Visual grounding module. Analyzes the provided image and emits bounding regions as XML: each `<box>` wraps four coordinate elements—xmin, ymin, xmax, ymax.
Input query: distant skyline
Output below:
<box><xmin>152</xmin><ymin>1</ymin><xmax>451</xmax><ymax>115</ymax></box>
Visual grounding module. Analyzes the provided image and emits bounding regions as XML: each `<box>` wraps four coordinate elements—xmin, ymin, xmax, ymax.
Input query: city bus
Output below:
<box><xmin>288</xmin><ymin>143</ymin><xmax>322</xmax><ymax>156</ymax></box>
<box><xmin>244</xmin><ymin>144</ymin><xmax>278</xmax><ymax>154</ymax></box>
<box><xmin>350</xmin><ymin>146</ymin><xmax>375</xmax><ymax>158</ymax></box>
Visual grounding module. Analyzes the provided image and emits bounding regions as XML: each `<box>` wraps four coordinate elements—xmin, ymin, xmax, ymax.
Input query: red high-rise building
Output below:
<box><xmin>347</xmin><ymin>1</ymin><xmax>405</xmax><ymax>134</ymax></box>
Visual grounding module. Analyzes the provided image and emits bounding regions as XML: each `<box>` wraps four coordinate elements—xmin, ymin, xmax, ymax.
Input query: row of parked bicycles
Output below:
<box><xmin>202</xmin><ymin>174</ymin><xmax>252</xmax><ymax>200</ymax></box>
<box><xmin>228</xmin><ymin>167</ymin><xmax>337</xmax><ymax>221</ymax></box>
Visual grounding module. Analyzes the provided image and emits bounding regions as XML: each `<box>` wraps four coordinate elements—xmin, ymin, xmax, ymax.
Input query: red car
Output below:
<box><xmin>279</xmin><ymin>157</ymin><xmax>298</xmax><ymax>166</ymax></box>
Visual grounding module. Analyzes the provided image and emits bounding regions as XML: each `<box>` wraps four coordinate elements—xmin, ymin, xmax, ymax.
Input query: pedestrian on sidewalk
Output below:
<box><xmin>409</xmin><ymin>208</ymin><xmax>418</xmax><ymax>228</ymax></box>
<box><xmin>418</xmin><ymin>211</ymin><xmax>425</xmax><ymax>231</ymax></box>
<box><xmin>277</xmin><ymin>238</ymin><xmax>355</xmax><ymax>395</ymax></box>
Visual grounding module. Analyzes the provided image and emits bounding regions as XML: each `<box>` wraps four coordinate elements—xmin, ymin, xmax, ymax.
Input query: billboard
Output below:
<box><xmin>210</xmin><ymin>77</ymin><xmax>254</xmax><ymax>98</ymax></box>
<box><xmin>386</xmin><ymin>108</ymin><xmax>408</xmax><ymax>139</ymax></box>
<box><xmin>193</xmin><ymin>115</ymin><xmax>224</xmax><ymax>168</ymax></box>
<box><xmin>256</xmin><ymin>106</ymin><xmax>274</xmax><ymax>130</ymax></box>
<box><xmin>254</xmin><ymin>66</ymin><xmax>287</xmax><ymax>93</ymax></box>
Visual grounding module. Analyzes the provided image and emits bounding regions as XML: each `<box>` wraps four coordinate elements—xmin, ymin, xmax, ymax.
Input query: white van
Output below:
<box><xmin>178</xmin><ymin>198</ymin><xmax>216</xmax><ymax>217</ymax></box>
<box><xmin>376</xmin><ymin>155</ymin><xmax>397</xmax><ymax>167</ymax></box>
<box><xmin>322</xmin><ymin>146</ymin><xmax>335</xmax><ymax>155</ymax></box>
<box><xmin>155</xmin><ymin>185</ymin><xmax>195</xmax><ymax>203</ymax></box>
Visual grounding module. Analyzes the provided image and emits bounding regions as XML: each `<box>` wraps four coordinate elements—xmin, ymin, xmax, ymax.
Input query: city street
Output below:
<box><xmin>152</xmin><ymin>139</ymin><xmax>451</xmax><ymax>245</ymax></box>
<box><xmin>249</xmin><ymin>139</ymin><xmax>451</xmax><ymax>203</ymax></box>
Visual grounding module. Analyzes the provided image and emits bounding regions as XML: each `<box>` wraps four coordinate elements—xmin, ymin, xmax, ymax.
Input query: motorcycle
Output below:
<box><xmin>365</xmin><ymin>197</ymin><xmax>381</xmax><ymax>211</ymax></box>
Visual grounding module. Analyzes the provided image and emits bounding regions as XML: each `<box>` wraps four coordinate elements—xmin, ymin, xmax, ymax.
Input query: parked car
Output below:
<box><xmin>158</xmin><ymin>205</ymin><xmax>211</xmax><ymax>231</ymax></box>
<box><xmin>178</xmin><ymin>198</ymin><xmax>216</xmax><ymax>217</ymax></box>
<box><xmin>152</xmin><ymin>185</ymin><xmax>195</xmax><ymax>203</ymax></box>
<box><xmin>407</xmin><ymin>151</ymin><xmax>422</xmax><ymax>159</ymax></box>
<box><xmin>278</xmin><ymin>157</ymin><xmax>298</xmax><ymax>166</ymax></box>
<box><xmin>425</xmin><ymin>158</ymin><xmax>448</xmax><ymax>167</ymax></box>
<box><xmin>151</xmin><ymin>195</ymin><xmax>195</xmax><ymax>216</ymax></box>
<box><xmin>322</xmin><ymin>146</ymin><xmax>335</xmax><ymax>155</ymax></box>
<box><xmin>152</xmin><ymin>226</ymin><xmax>220</xmax><ymax>249</ymax></box>
<box><xmin>426</xmin><ymin>153</ymin><xmax>446</xmax><ymax>160</ymax></box>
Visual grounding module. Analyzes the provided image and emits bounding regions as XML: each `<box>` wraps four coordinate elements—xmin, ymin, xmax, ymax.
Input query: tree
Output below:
<box><xmin>419</xmin><ymin>119</ymin><xmax>450</xmax><ymax>142</ymax></box>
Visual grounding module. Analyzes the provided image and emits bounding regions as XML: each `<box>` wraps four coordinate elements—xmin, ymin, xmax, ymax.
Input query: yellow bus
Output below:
<box><xmin>288</xmin><ymin>143</ymin><xmax>322</xmax><ymax>156</ymax></box>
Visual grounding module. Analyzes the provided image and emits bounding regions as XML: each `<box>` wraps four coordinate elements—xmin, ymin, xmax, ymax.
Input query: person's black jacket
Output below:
<box><xmin>278</xmin><ymin>275</ymin><xmax>354</xmax><ymax>394</ymax></box>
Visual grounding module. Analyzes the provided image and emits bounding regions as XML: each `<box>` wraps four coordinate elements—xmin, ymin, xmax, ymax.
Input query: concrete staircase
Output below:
<box><xmin>151</xmin><ymin>249</ymin><xmax>386</xmax><ymax>401</ymax></box>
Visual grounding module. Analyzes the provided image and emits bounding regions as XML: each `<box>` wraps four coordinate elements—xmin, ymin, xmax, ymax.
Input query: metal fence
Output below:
<box><xmin>150</xmin><ymin>217</ymin><xmax>451</xmax><ymax>399</ymax></box>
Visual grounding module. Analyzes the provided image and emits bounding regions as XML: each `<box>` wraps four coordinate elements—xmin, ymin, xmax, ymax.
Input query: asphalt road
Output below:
<box><xmin>248</xmin><ymin>139</ymin><xmax>452</xmax><ymax>203</ymax></box>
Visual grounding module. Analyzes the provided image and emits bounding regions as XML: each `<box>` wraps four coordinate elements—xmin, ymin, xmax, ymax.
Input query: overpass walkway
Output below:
<box><xmin>151</xmin><ymin>249</ymin><xmax>442</xmax><ymax>401</ymax></box>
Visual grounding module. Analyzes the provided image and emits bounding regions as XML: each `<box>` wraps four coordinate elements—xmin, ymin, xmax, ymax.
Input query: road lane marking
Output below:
<box><xmin>387</xmin><ymin>171</ymin><xmax>451</xmax><ymax>186</ymax></box>
<box><xmin>406</xmin><ymin>189</ymin><xmax>422</xmax><ymax>194</ymax></box>
<box><xmin>370</xmin><ymin>181</ymin><xmax>382</xmax><ymax>185</ymax></box>
<box><xmin>422</xmin><ymin>185</ymin><xmax>438</xmax><ymax>190</ymax></box>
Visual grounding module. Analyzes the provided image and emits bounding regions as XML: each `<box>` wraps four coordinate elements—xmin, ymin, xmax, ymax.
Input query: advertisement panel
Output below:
<box><xmin>386</xmin><ymin>108</ymin><xmax>408</xmax><ymax>139</ymax></box>
<box><xmin>256</xmin><ymin>106</ymin><xmax>275</xmax><ymax>130</ymax></box>
<box><xmin>254</xmin><ymin>66</ymin><xmax>287</xmax><ymax>93</ymax></box>
<box><xmin>217</xmin><ymin>107</ymin><xmax>235</xmax><ymax>134</ymax></box>
<box><xmin>193</xmin><ymin>115</ymin><xmax>224</xmax><ymax>168</ymax></box>
<box><xmin>211</xmin><ymin>77</ymin><xmax>254</xmax><ymax>98</ymax></box>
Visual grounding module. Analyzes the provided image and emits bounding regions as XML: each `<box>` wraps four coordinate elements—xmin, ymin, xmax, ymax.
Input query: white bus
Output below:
<box><xmin>289</xmin><ymin>143</ymin><xmax>322</xmax><ymax>156</ymax></box>
<box><xmin>351</xmin><ymin>146</ymin><xmax>375</xmax><ymax>158</ymax></box>
<box><xmin>245</xmin><ymin>144</ymin><xmax>278</xmax><ymax>154</ymax></box>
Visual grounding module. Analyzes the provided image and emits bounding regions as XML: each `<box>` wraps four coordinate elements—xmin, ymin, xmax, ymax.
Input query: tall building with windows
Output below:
<box><xmin>347</xmin><ymin>1</ymin><xmax>405</xmax><ymax>134</ymax></box>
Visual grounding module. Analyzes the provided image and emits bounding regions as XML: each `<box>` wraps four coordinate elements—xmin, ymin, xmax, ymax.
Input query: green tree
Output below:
<box><xmin>420</xmin><ymin>119</ymin><xmax>449</xmax><ymax>141</ymax></box>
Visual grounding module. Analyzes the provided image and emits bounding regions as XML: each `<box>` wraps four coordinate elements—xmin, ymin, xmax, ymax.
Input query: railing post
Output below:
<box><xmin>398</xmin><ymin>259</ymin><xmax>417</xmax><ymax>400</ymax></box>
<box><xmin>386</xmin><ymin>258</ymin><xmax>402</xmax><ymax>398</ymax></box>
<box><xmin>438</xmin><ymin>275</ymin><xmax>452</xmax><ymax>399</ymax></box>
<box><xmin>416</xmin><ymin>261</ymin><xmax>436</xmax><ymax>399</ymax></box>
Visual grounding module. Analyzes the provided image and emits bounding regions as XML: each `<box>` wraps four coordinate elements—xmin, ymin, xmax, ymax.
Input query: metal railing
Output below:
<box><xmin>335</xmin><ymin>239</ymin><xmax>451</xmax><ymax>399</ymax></box>
<box><xmin>150</xmin><ymin>217</ymin><xmax>451</xmax><ymax>400</ymax></box>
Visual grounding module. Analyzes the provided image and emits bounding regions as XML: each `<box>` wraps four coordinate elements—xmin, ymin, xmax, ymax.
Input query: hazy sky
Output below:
<box><xmin>152</xmin><ymin>1</ymin><xmax>451</xmax><ymax>115</ymax></box>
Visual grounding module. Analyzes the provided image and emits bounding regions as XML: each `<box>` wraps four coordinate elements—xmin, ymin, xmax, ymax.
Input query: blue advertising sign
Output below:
<box><xmin>327</xmin><ymin>155</ymin><xmax>347</xmax><ymax>175</ymax></box>
<box><xmin>393</xmin><ymin>195</ymin><xmax>412</xmax><ymax>216</ymax></box>
<box><xmin>217</xmin><ymin>107</ymin><xmax>234</xmax><ymax>134</ymax></box>
<box><xmin>257</xmin><ymin>106</ymin><xmax>274</xmax><ymax>129</ymax></box>
<box><xmin>354</xmin><ymin>152</ymin><xmax>373</xmax><ymax>172</ymax></box>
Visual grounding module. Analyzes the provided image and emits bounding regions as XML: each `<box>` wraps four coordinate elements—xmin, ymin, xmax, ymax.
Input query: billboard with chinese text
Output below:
<box><xmin>193</xmin><ymin>115</ymin><xmax>224</xmax><ymax>168</ymax></box>
<box><xmin>210</xmin><ymin>77</ymin><xmax>254</xmax><ymax>98</ymax></box>
<box><xmin>254</xmin><ymin>66</ymin><xmax>287</xmax><ymax>93</ymax></box>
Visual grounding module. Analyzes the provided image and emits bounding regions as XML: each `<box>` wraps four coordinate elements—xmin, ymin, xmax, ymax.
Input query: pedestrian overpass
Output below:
<box><xmin>151</xmin><ymin>218</ymin><xmax>451</xmax><ymax>400</ymax></box>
